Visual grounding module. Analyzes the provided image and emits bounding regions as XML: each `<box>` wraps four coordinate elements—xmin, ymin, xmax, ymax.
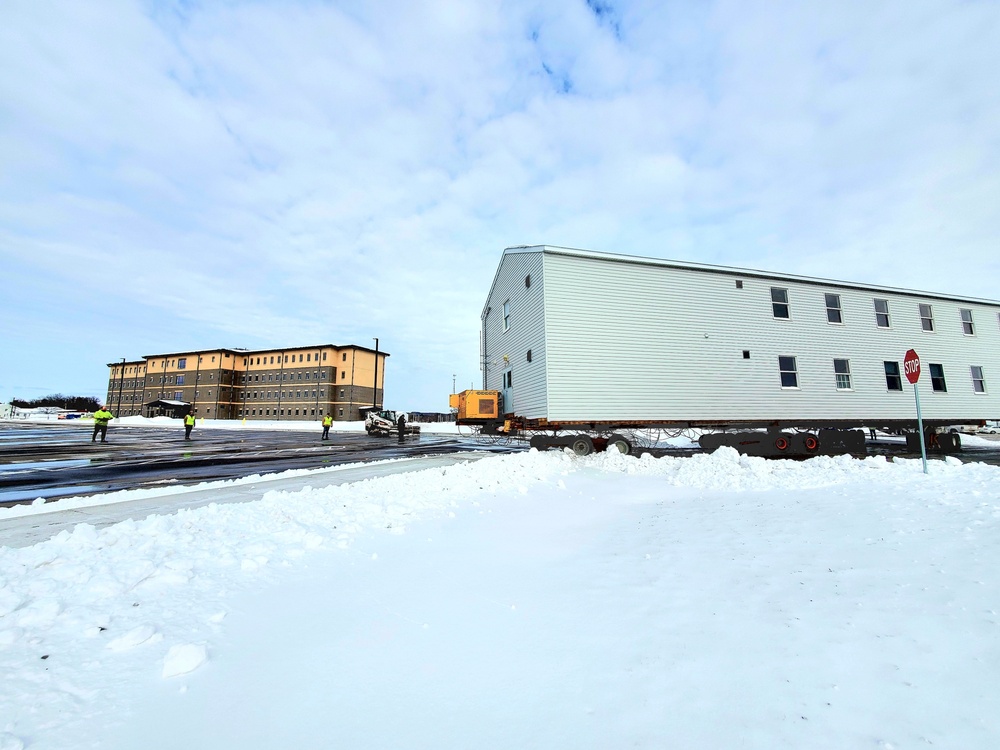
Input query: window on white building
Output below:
<box><xmin>771</xmin><ymin>288</ymin><xmax>789</xmax><ymax>319</ymax></box>
<box><xmin>825</xmin><ymin>294</ymin><xmax>843</xmax><ymax>324</ymax></box>
<box><xmin>834</xmin><ymin>359</ymin><xmax>852</xmax><ymax>390</ymax></box>
<box><xmin>874</xmin><ymin>299</ymin><xmax>890</xmax><ymax>328</ymax></box>
<box><xmin>778</xmin><ymin>356</ymin><xmax>798</xmax><ymax>388</ymax></box>
<box><xmin>971</xmin><ymin>366</ymin><xmax>986</xmax><ymax>393</ymax></box>
<box><xmin>919</xmin><ymin>304</ymin><xmax>934</xmax><ymax>332</ymax></box>
<box><xmin>884</xmin><ymin>362</ymin><xmax>902</xmax><ymax>391</ymax></box>
<box><xmin>960</xmin><ymin>308</ymin><xmax>975</xmax><ymax>335</ymax></box>
<box><xmin>929</xmin><ymin>363</ymin><xmax>947</xmax><ymax>392</ymax></box>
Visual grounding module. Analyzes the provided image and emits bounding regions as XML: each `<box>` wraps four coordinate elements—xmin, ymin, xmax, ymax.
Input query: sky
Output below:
<box><xmin>2</xmin><ymin>0</ymin><xmax>999</xmax><ymax>410</ymax></box>
<box><xmin>2</xmin><ymin>433</ymin><xmax>1000</xmax><ymax>748</ymax></box>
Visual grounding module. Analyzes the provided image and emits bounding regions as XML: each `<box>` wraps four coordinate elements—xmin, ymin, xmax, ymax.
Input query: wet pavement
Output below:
<box><xmin>2</xmin><ymin>422</ymin><xmax>999</xmax><ymax>508</ymax></box>
<box><xmin>0</xmin><ymin>422</ymin><xmax>516</xmax><ymax>506</ymax></box>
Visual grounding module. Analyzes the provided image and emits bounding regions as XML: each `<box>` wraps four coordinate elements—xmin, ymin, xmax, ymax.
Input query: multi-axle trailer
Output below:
<box><xmin>451</xmin><ymin>388</ymin><xmax>971</xmax><ymax>456</ymax></box>
<box><xmin>456</xmin><ymin>246</ymin><xmax>1000</xmax><ymax>458</ymax></box>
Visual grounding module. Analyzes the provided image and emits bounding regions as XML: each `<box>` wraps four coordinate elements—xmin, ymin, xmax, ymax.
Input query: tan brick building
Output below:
<box><xmin>106</xmin><ymin>344</ymin><xmax>387</xmax><ymax>421</ymax></box>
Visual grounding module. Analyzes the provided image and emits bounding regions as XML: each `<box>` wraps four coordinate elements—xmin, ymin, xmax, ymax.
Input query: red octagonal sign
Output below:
<box><xmin>903</xmin><ymin>349</ymin><xmax>921</xmax><ymax>384</ymax></box>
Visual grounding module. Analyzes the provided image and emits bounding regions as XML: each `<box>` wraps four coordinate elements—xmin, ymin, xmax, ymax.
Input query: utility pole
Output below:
<box><xmin>192</xmin><ymin>354</ymin><xmax>201</xmax><ymax>414</ymax></box>
<box><xmin>160</xmin><ymin>357</ymin><xmax>167</xmax><ymax>416</ymax></box>
<box><xmin>372</xmin><ymin>337</ymin><xmax>379</xmax><ymax>410</ymax></box>
<box><xmin>241</xmin><ymin>353</ymin><xmax>250</xmax><ymax>419</ymax></box>
<box><xmin>115</xmin><ymin>358</ymin><xmax>126</xmax><ymax>415</ymax></box>
<box><xmin>277</xmin><ymin>351</ymin><xmax>285</xmax><ymax>420</ymax></box>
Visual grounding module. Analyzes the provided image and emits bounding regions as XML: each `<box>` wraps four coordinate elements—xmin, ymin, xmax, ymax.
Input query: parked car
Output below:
<box><xmin>977</xmin><ymin>426</ymin><xmax>998</xmax><ymax>434</ymax></box>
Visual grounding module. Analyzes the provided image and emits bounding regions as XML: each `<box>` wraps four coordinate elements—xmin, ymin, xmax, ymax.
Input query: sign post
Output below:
<box><xmin>903</xmin><ymin>349</ymin><xmax>928</xmax><ymax>475</ymax></box>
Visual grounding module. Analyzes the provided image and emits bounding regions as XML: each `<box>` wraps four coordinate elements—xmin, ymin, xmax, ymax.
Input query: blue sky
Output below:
<box><xmin>2</xmin><ymin>0</ymin><xmax>998</xmax><ymax>410</ymax></box>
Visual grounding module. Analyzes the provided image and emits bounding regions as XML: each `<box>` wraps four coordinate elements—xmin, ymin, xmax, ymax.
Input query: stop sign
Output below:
<box><xmin>903</xmin><ymin>349</ymin><xmax>921</xmax><ymax>384</ymax></box>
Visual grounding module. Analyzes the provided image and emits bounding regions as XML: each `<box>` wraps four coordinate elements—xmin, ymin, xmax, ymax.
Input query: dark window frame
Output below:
<box><xmin>971</xmin><ymin>366</ymin><xmax>986</xmax><ymax>394</ymax></box>
<box><xmin>778</xmin><ymin>356</ymin><xmax>798</xmax><ymax>388</ymax></box>
<box><xmin>919</xmin><ymin>303</ymin><xmax>935</xmax><ymax>332</ymax></box>
<box><xmin>884</xmin><ymin>361</ymin><xmax>903</xmax><ymax>391</ymax></box>
<box><xmin>874</xmin><ymin>298</ymin><xmax>890</xmax><ymax>328</ymax></box>
<box><xmin>960</xmin><ymin>308</ymin><xmax>975</xmax><ymax>336</ymax></box>
<box><xmin>929</xmin><ymin>363</ymin><xmax>947</xmax><ymax>392</ymax></box>
<box><xmin>825</xmin><ymin>293</ymin><xmax>843</xmax><ymax>324</ymax></box>
<box><xmin>771</xmin><ymin>288</ymin><xmax>790</xmax><ymax>319</ymax></box>
<box><xmin>833</xmin><ymin>359</ymin><xmax>852</xmax><ymax>390</ymax></box>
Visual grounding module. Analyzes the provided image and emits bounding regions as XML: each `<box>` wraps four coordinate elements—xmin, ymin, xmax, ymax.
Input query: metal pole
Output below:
<box><xmin>277</xmin><ymin>351</ymin><xmax>285</xmax><ymax>420</ymax></box>
<box><xmin>116</xmin><ymin>358</ymin><xmax>125</xmax><ymax>416</ymax></box>
<box><xmin>372</xmin><ymin>337</ymin><xmax>379</xmax><ymax>410</ymax></box>
<box><xmin>242</xmin><ymin>354</ymin><xmax>250</xmax><ymax>419</ymax></box>
<box><xmin>350</xmin><ymin>349</ymin><xmax>356</xmax><ymax>420</ymax></box>
<box><xmin>914</xmin><ymin>383</ymin><xmax>928</xmax><ymax>475</ymax></box>
<box><xmin>193</xmin><ymin>354</ymin><xmax>201</xmax><ymax>413</ymax></box>
<box><xmin>314</xmin><ymin>350</ymin><xmax>321</xmax><ymax>418</ymax></box>
<box><xmin>212</xmin><ymin>356</ymin><xmax>221</xmax><ymax>418</ymax></box>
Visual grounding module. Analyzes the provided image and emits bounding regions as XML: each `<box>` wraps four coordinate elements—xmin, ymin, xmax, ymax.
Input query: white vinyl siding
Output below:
<box><xmin>482</xmin><ymin>246</ymin><xmax>1000</xmax><ymax>424</ymax></box>
<box><xmin>481</xmin><ymin>251</ymin><xmax>547</xmax><ymax>418</ymax></box>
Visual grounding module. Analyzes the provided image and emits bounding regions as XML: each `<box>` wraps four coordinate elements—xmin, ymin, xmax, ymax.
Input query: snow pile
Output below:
<box><xmin>2</xmin><ymin>449</ymin><xmax>1000</xmax><ymax>748</ymax></box>
<box><xmin>0</xmin><ymin>455</ymin><xmax>421</xmax><ymax>520</ymax></box>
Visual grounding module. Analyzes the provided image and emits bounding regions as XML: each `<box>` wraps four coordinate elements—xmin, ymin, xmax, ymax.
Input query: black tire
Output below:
<box><xmin>571</xmin><ymin>435</ymin><xmax>594</xmax><ymax>456</ymax></box>
<box><xmin>608</xmin><ymin>434</ymin><xmax>632</xmax><ymax>455</ymax></box>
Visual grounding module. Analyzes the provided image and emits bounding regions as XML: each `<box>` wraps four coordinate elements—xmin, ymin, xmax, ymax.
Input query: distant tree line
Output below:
<box><xmin>11</xmin><ymin>394</ymin><xmax>102</xmax><ymax>411</ymax></box>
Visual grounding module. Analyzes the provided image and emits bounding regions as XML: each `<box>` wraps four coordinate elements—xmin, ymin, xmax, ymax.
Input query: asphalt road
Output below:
<box><xmin>0</xmin><ymin>421</ymin><xmax>517</xmax><ymax>505</ymax></box>
<box><xmin>3</xmin><ymin>422</ymin><xmax>998</xmax><ymax>509</ymax></box>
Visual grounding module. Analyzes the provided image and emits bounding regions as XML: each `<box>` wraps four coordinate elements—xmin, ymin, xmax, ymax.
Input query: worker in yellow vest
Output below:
<box><xmin>92</xmin><ymin>406</ymin><xmax>114</xmax><ymax>443</ymax></box>
<box><xmin>184</xmin><ymin>411</ymin><xmax>196</xmax><ymax>440</ymax></box>
<box><xmin>321</xmin><ymin>413</ymin><xmax>333</xmax><ymax>440</ymax></box>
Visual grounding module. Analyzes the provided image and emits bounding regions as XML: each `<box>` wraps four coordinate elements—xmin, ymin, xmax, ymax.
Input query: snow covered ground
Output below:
<box><xmin>2</xmin><ymin>444</ymin><xmax>1000</xmax><ymax>749</ymax></box>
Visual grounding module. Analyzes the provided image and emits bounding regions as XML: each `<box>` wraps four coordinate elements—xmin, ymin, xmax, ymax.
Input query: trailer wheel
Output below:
<box><xmin>803</xmin><ymin>435</ymin><xmax>819</xmax><ymax>452</ymax></box>
<box><xmin>774</xmin><ymin>436</ymin><xmax>789</xmax><ymax>451</ymax></box>
<box><xmin>608</xmin><ymin>434</ymin><xmax>632</xmax><ymax>455</ymax></box>
<box><xmin>571</xmin><ymin>435</ymin><xmax>594</xmax><ymax>456</ymax></box>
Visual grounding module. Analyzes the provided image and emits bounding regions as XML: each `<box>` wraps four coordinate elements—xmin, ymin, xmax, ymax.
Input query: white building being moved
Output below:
<box><xmin>480</xmin><ymin>245</ymin><xmax>1000</xmax><ymax>429</ymax></box>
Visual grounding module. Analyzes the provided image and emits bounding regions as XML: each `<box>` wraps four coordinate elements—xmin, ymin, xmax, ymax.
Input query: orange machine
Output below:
<box><xmin>449</xmin><ymin>390</ymin><xmax>501</xmax><ymax>423</ymax></box>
